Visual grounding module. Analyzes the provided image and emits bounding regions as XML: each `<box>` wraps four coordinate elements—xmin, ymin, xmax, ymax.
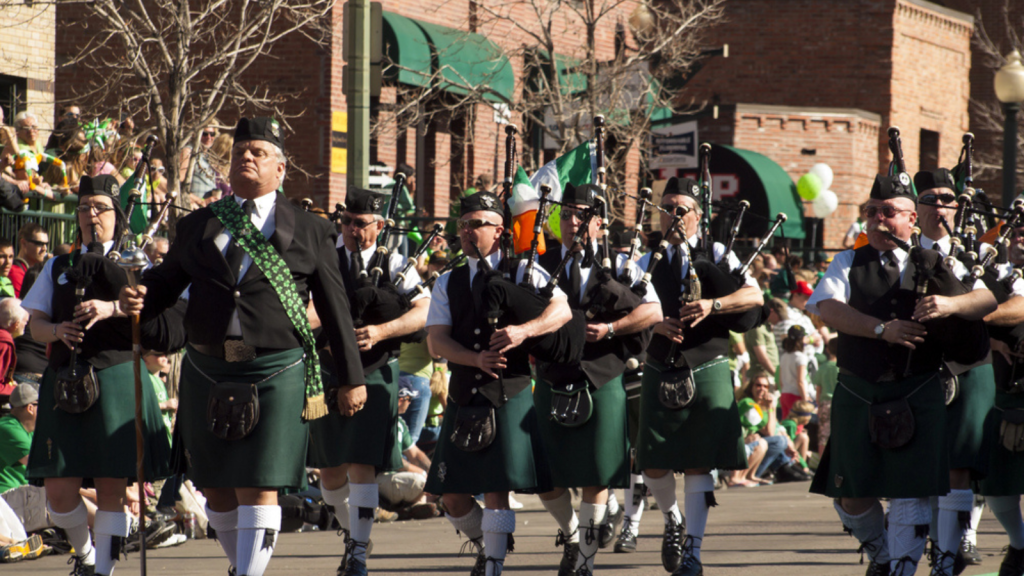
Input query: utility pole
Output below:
<box><xmin>346</xmin><ymin>0</ymin><xmax>370</xmax><ymax>188</ymax></box>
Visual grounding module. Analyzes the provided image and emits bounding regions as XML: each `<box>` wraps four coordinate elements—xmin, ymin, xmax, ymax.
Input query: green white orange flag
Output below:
<box><xmin>508</xmin><ymin>166</ymin><xmax>547</xmax><ymax>255</ymax></box>
<box><xmin>529</xmin><ymin>140</ymin><xmax>597</xmax><ymax>242</ymax></box>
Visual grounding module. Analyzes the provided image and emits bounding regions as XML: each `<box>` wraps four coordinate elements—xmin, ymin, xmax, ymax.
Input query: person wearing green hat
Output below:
<box><xmin>20</xmin><ymin>174</ymin><xmax>177</xmax><ymax>576</ymax></box>
<box><xmin>119</xmin><ymin>117</ymin><xmax>365</xmax><ymax>576</ymax></box>
<box><xmin>807</xmin><ymin>172</ymin><xmax>997</xmax><ymax>576</ymax></box>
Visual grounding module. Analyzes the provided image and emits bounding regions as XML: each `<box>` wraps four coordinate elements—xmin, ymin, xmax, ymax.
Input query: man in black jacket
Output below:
<box><xmin>121</xmin><ymin>117</ymin><xmax>364</xmax><ymax>576</ymax></box>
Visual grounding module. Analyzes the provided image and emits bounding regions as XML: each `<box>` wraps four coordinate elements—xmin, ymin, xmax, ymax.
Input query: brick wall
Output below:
<box><xmin>0</xmin><ymin>4</ymin><xmax>56</xmax><ymax>133</ymax></box>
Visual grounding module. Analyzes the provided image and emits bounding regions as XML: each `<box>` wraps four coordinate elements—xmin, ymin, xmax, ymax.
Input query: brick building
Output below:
<box><xmin>0</xmin><ymin>4</ymin><xmax>56</xmax><ymax>137</ymax></box>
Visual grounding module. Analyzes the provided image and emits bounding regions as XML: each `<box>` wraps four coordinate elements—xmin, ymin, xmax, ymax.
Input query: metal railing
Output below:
<box><xmin>0</xmin><ymin>208</ymin><xmax>77</xmax><ymax>246</ymax></box>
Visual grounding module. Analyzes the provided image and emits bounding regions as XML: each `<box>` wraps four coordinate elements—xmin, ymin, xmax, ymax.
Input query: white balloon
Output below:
<box><xmin>813</xmin><ymin>189</ymin><xmax>838</xmax><ymax>218</ymax></box>
<box><xmin>809</xmin><ymin>163</ymin><xmax>834</xmax><ymax>191</ymax></box>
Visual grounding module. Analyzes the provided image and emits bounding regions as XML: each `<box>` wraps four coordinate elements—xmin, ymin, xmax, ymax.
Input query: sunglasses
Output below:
<box><xmin>660</xmin><ymin>205</ymin><xmax>690</xmax><ymax>217</ymax></box>
<box><xmin>920</xmin><ymin>193</ymin><xmax>956</xmax><ymax>205</ymax></box>
<box><xmin>76</xmin><ymin>204</ymin><xmax>116</xmax><ymax>215</ymax></box>
<box><xmin>150</xmin><ymin>166</ymin><xmax>165</xmax><ymax>173</ymax></box>
<box><xmin>340</xmin><ymin>216</ymin><xmax>377</xmax><ymax>228</ymax></box>
<box><xmin>458</xmin><ymin>218</ymin><xmax>499</xmax><ymax>231</ymax></box>
<box><xmin>202</xmin><ymin>131</ymin><xmax>217</xmax><ymax>137</ymax></box>
<box><xmin>24</xmin><ymin>238</ymin><xmax>48</xmax><ymax>247</ymax></box>
<box><xmin>864</xmin><ymin>206</ymin><xmax>912</xmax><ymax>219</ymax></box>
<box><xmin>559</xmin><ymin>208</ymin><xmax>593</xmax><ymax>221</ymax></box>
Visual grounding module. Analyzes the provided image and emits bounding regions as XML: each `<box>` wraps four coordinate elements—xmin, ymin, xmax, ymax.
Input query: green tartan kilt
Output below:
<box><xmin>307</xmin><ymin>358</ymin><xmax>402</xmax><ymax>472</ymax></box>
<box><xmin>533</xmin><ymin>375</ymin><xmax>630</xmax><ymax>489</ymax></box>
<box><xmin>28</xmin><ymin>362</ymin><xmax>172</xmax><ymax>481</ymax></box>
<box><xmin>977</xmin><ymin>390</ymin><xmax>1024</xmax><ymax>496</ymax></box>
<box><xmin>636</xmin><ymin>358</ymin><xmax>746</xmax><ymax>472</ymax></box>
<box><xmin>425</xmin><ymin>387</ymin><xmax>551</xmax><ymax>495</ymax></box>
<box><xmin>810</xmin><ymin>371</ymin><xmax>949</xmax><ymax>499</ymax></box>
<box><xmin>946</xmin><ymin>364</ymin><xmax>996</xmax><ymax>477</ymax></box>
<box><xmin>177</xmin><ymin>346</ymin><xmax>309</xmax><ymax>490</ymax></box>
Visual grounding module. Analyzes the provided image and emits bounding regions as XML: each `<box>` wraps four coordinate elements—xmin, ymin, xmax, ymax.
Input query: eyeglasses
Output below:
<box><xmin>660</xmin><ymin>205</ymin><xmax>690</xmax><ymax>217</ymax></box>
<box><xmin>24</xmin><ymin>238</ymin><xmax>48</xmax><ymax>247</ymax></box>
<box><xmin>559</xmin><ymin>208</ymin><xmax>592</xmax><ymax>221</ymax></box>
<box><xmin>18</xmin><ymin>125</ymin><xmax>38</xmax><ymax>132</ymax></box>
<box><xmin>340</xmin><ymin>216</ymin><xmax>377</xmax><ymax>228</ymax></box>
<box><xmin>202</xmin><ymin>131</ymin><xmax>217</xmax><ymax>137</ymax></box>
<box><xmin>76</xmin><ymin>204</ymin><xmax>116</xmax><ymax>215</ymax></box>
<box><xmin>920</xmin><ymin>193</ymin><xmax>957</xmax><ymax>205</ymax></box>
<box><xmin>458</xmin><ymin>218</ymin><xmax>499</xmax><ymax>231</ymax></box>
<box><xmin>864</xmin><ymin>206</ymin><xmax>913</xmax><ymax>219</ymax></box>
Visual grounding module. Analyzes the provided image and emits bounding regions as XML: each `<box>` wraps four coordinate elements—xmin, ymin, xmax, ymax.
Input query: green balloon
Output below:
<box><xmin>797</xmin><ymin>173</ymin><xmax>823</xmax><ymax>201</ymax></box>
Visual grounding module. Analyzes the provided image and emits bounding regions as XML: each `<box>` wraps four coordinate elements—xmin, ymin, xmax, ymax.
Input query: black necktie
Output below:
<box><xmin>351</xmin><ymin>250</ymin><xmax>365</xmax><ymax>280</ymax></box>
<box><xmin>225</xmin><ymin>199</ymin><xmax>256</xmax><ymax>282</ymax></box>
<box><xmin>471</xmin><ymin>263</ymin><xmax>485</xmax><ymax>315</ymax></box>
<box><xmin>671</xmin><ymin>245</ymin><xmax>684</xmax><ymax>283</ymax></box>
<box><xmin>883</xmin><ymin>250</ymin><xmax>900</xmax><ymax>287</ymax></box>
<box><xmin>570</xmin><ymin>251</ymin><xmax>583</xmax><ymax>302</ymax></box>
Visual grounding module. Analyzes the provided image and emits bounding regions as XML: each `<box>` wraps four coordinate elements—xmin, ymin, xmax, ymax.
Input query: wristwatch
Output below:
<box><xmin>605</xmin><ymin>323</ymin><xmax>616</xmax><ymax>339</ymax></box>
<box><xmin>712</xmin><ymin>299</ymin><xmax>723</xmax><ymax>313</ymax></box>
<box><xmin>874</xmin><ymin>322</ymin><xmax>887</xmax><ymax>339</ymax></box>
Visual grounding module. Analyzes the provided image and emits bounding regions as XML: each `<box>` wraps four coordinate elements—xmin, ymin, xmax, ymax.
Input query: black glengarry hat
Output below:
<box><xmin>345</xmin><ymin>187</ymin><xmax>387</xmax><ymax>215</ymax></box>
<box><xmin>234</xmin><ymin>117</ymin><xmax>283</xmax><ymax>151</ymax></box>
<box><xmin>663</xmin><ymin>177</ymin><xmax>701</xmax><ymax>200</ymax></box>
<box><xmin>870</xmin><ymin>173</ymin><xmax>916</xmax><ymax>202</ymax></box>
<box><xmin>460</xmin><ymin>192</ymin><xmax>504</xmax><ymax>217</ymax></box>
<box><xmin>78</xmin><ymin>175</ymin><xmax>120</xmax><ymax>201</ymax></box>
<box><xmin>913</xmin><ymin>168</ymin><xmax>956</xmax><ymax>194</ymax></box>
<box><xmin>561</xmin><ymin>183</ymin><xmax>601</xmax><ymax>207</ymax></box>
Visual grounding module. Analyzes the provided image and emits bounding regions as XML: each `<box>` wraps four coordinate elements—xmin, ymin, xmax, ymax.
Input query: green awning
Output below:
<box><xmin>412</xmin><ymin>20</ymin><xmax>514</xmax><ymax>103</ymax></box>
<box><xmin>532</xmin><ymin>50</ymin><xmax>587</xmax><ymax>95</ymax></box>
<box><xmin>712</xmin><ymin>144</ymin><xmax>806</xmax><ymax>240</ymax></box>
<box><xmin>381</xmin><ymin>12</ymin><xmax>434</xmax><ymax>88</ymax></box>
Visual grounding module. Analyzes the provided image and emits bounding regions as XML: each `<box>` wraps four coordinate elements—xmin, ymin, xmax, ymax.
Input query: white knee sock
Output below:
<box><xmin>540</xmin><ymin>491</ymin><xmax>579</xmax><ymax>543</ymax></box>
<box><xmin>929</xmin><ymin>495</ymin><xmax>940</xmax><ymax>546</ymax></box>
<box><xmin>347</xmin><ymin>483</ymin><xmax>378</xmax><ymax>564</ymax></box>
<box><xmin>683</xmin><ymin>474</ymin><xmax>716</xmax><ymax>561</ymax></box>
<box><xmin>446</xmin><ymin>501</ymin><xmax>485</xmax><ymax>546</ymax></box>
<box><xmin>93</xmin><ymin>510</ymin><xmax>132</xmax><ymax>576</ymax></box>
<box><xmin>576</xmin><ymin>502</ymin><xmax>607</xmax><ymax>571</ymax></box>
<box><xmin>321</xmin><ymin>480</ymin><xmax>351</xmax><ymax>533</ymax></box>
<box><xmin>968</xmin><ymin>496</ymin><xmax>984</xmax><ymax>546</ymax></box>
<box><xmin>989</xmin><ymin>495</ymin><xmax>1024</xmax><ymax>549</ymax></box>
<box><xmin>606</xmin><ymin>490</ymin><xmax>620</xmax><ymax>518</ymax></box>
<box><xmin>205</xmin><ymin>506</ymin><xmax>239</xmax><ymax>568</ymax></box>
<box><xmin>236</xmin><ymin>505</ymin><xmax>281</xmax><ymax>576</ymax></box>
<box><xmin>48</xmin><ymin>502</ymin><xmax>95</xmax><ymax>566</ymax></box>
<box><xmin>643</xmin><ymin>472</ymin><xmax>682</xmax><ymax>525</ymax></box>
<box><xmin>624</xmin><ymin>473</ymin><xmax>646</xmax><ymax>533</ymax></box>
<box><xmin>834</xmin><ymin>500</ymin><xmax>890</xmax><ymax>566</ymax></box>
<box><xmin>481</xmin><ymin>508</ymin><xmax>515</xmax><ymax>576</ymax></box>
<box><xmin>937</xmin><ymin>489</ymin><xmax>974</xmax><ymax>572</ymax></box>
<box><xmin>888</xmin><ymin>498</ymin><xmax>931</xmax><ymax>576</ymax></box>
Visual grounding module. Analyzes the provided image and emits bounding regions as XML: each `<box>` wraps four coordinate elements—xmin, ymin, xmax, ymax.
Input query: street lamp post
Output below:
<box><xmin>995</xmin><ymin>50</ymin><xmax>1024</xmax><ymax>207</ymax></box>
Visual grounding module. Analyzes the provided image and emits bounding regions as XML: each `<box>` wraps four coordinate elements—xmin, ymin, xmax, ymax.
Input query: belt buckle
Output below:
<box><xmin>224</xmin><ymin>340</ymin><xmax>257</xmax><ymax>363</ymax></box>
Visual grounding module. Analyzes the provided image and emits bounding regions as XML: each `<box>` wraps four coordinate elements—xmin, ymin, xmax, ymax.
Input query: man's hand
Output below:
<box><xmin>119</xmin><ymin>285</ymin><xmax>147</xmax><ymax>316</ymax></box>
<box><xmin>475</xmin><ymin>350</ymin><xmax>507</xmax><ymax>379</ymax></box>
<box><xmin>652</xmin><ymin>318</ymin><xmax>687</xmax><ymax>344</ymax></box>
<box><xmin>355</xmin><ymin>325</ymin><xmax>382</xmax><ymax>351</ymax></box>
<box><xmin>991</xmin><ymin>338</ymin><xmax>1024</xmax><ymax>366</ymax></box>
<box><xmin>55</xmin><ymin>321</ymin><xmax>84</xmax><ymax>350</ymax></box>
<box><xmin>73</xmin><ymin>299</ymin><xmax>117</xmax><ymax>330</ymax></box>
<box><xmin>585</xmin><ymin>322</ymin><xmax>610</xmax><ymax>342</ymax></box>
<box><xmin>881</xmin><ymin>319</ymin><xmax>927</xmax><ymax>350</ymax></box>
<box><xmin>336</xmin><ymin>384</ymin><xmax>367</xmax><ymax>417</ymax></box>
<box><xmin>912</xmin><ymin>295</ymin><xmax>958</xmax><ymax>323</ymax></box>
<box><xmin>490</xmin><ymin>324</ymin><xmax>528</xmax><ymax>354</ymax></box>
<box><xmin>679</xmin><ymin>299</ymin><xmax>714</xmax><ymax>327</ymax></box>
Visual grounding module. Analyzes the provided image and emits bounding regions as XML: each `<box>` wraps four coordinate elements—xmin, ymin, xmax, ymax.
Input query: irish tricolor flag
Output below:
<box><xmin>508</xmin><ymin>166</ymin><xmax>547</xmax><ymax>255</ymax></box>
<box><xmin>529</xmin><ymin>141</ymin><xmax>597</xmax><ymax>241</ymax></box>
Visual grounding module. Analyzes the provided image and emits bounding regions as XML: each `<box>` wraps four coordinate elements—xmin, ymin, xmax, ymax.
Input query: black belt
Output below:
<box><xmin>189</xmin><ymin>338</ymin><xmax>287</xmax><ymax>362</ymax></box>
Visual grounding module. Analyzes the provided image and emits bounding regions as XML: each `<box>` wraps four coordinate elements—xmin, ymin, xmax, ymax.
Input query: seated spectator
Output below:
<box><xmin>375</xmin><ymin>388</ymin><xmax>438</xmax><ymax>520</ymax></box>
<box><xmin>9</xmin><ymin>224</ymin><xmax>48</xmax><ymax>298</ymax></box>
<box><xmin>0</xmin><ymin>383</ymin><xmax>36</xmax><ymax>495</ymax></box>
<box><xmin>778</xmin><ymin>325</ymin><xmax>812</xmax><ymax>417</ymax></box>
<box><xmin>738</xmin><ymin>371</ymin><xmax>811</xmax><ymax>483</ymax></box>
<box><xmin>778</xmin><ymin>400</ymin><xmax>816</xmax><ymax>475</ymax></box>
<box><xmin>813</xmin><ymin>339</ymin><xmax>839</xmax><ymax>450</ymax></box>
<box><xmin>144</xmin><ymin>237</ymin><xmax>170</xmax><ymax>265</ymax></box>
<box><xmin>731</xmin><ymin>388</ymin><xmax>769</xmax><ymax>488</ymax></box>
<box><xmin>0</xmin><ymin>299</ymin><xmax>29</xmax><ymax>398</ymax></box>
<box><xmin>0</xmin><ymin>239</ymin><xmax>14</xmax><ymax>299</ymax></box>
<box><xmin>11</xmin><ymin>267</ymin><xmax>46</xmax><ymax>387</ymax></box>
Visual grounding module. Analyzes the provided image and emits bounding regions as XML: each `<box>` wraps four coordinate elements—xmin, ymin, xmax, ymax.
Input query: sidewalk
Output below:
<box><xmin>5</xmin><ymin>480</ymin><xmax>1006</xmax><ymax>575</ymax></box>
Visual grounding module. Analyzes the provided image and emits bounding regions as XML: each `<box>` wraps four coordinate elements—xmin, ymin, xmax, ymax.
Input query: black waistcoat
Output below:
<box><xmin>534</xmin><ymin>249</ymin><xmax>624</xmax><ymax>388</ymax></box>
<box><xmin>447</xmin><ymin>263</ymin><xmax>531</xmax><ymax>407</ymax></box>
<box><xmin>338</xmin><ymin>247</ymin><xmax>404</xmax><ymax>374</ymax></box>
<box><xmin>49</xmin><ymin>252</ymin><xmax>133</xmax><ymax>370</ymax></box>
<box><xmin>837</xmin><ymin>245</ymin><xmax>971</xmax><ymax>382</ymax></box>
<box><xmin>646</xmin><ymin>246</ymin><xmax>730</xmax><ymax>368</ymax></box>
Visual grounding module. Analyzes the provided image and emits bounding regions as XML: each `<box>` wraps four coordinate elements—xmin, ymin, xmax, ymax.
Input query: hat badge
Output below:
<box><xmin>946</xmin><ymin>174</ymin><xmax>954</xmax><ymax>187</ymax></box>
<box><xmin>691</xmin><ymin>185</ymin><xmax>699</xmax><ymax>195</ymax></box>
<box><xmin>481</xmin><ymin>196</ymin><xmax>495</xmax><ymax>209</ymax></box>
<box><xmin>898</xmin><ymin>173</ymin><xmax>911</xmax><ymax>187</ymax></box>
<box><xmin>371</xmin><ymin>197</ymin><xmax>382</xmax><ymax>211</ymax></box>
<box><xmin>269</xmin><ymin>120</ymin><xmax>280</xmax><ymax>139</ymax></box>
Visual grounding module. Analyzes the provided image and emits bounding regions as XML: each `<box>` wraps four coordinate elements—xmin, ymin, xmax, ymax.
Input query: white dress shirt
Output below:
<box><xmin>555</xmin><ymin>241</ymin><xmax>660</xmax><ymax>306</ymax></box>
<box><xmin>22</xmin><ymin>240</ymin><xmax>116</xmax><ymax>317</ymax></box>
<box><xmin>342</xmin><ymin>244</ymin><xmax>428</xmax><ymax>303</ymax></box>
<box><xmin>214</xmin><ymin>193</ymin><xmax>276</xmax><ymax>336</ymax></box>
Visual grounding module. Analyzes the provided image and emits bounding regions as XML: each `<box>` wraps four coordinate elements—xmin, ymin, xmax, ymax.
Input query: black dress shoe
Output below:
<box><xmin>671</xmin><ymin>536</ymin><xmax>703</xmax><ymax>576</ymax></box>
<box><xmin>1002</xmin><ymin>545</ymin><xmax>1024</xmax><ymax>576</ymax></box>
<box><xmin>614</xmin><ymin>522</ymin><xmax>637</xmax><ymax>553</ymax></box>
<box><xmin>556</xmin><ymin>530</ymin><xmax>579</xmax><ymax>576</ymax></box>
<box><xmin>599</xmin><ymin>504</ymin><xmax>625</xmax><ymax>549</ymax></box>
<box><xmin>962</xmin><ymin>540</ymin><xmax>982</xmax><ymax>565</ymax></box>
<box><xmin>661</xmin><ymin>518</ymin><xmax>684</xmax><ymax>573</ymax></box>
<box><xmin>865</xmin><ymin>560</ymin><xmax>891</xmax><ymax>576</ymax></box>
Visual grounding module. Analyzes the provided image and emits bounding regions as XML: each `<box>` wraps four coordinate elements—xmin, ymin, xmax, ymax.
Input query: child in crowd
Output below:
<box><xmin>811</xmin><ymin>339</ymin><xmax>838</xmax><ymax>450</ymax></box>
<box><xmin>778</xmin><ymin>325</ymin><xmax>811</xmax><ymax>418</ymax></box>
